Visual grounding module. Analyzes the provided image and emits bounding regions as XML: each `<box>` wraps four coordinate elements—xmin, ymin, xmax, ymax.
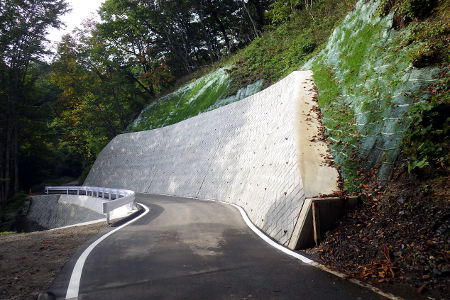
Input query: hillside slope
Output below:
<box><xmin>124</xmin><ymin>0</ymin><xmax>449</xmax><ymax>297</ymax></box>
<box><xmin>131</xmin><ymin>0</ymin><xmax>448</xmax><ymax>191</ymax></box>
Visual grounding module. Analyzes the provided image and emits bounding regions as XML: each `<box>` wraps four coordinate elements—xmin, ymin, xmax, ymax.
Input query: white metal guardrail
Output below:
<box><xmin>45</xmin><ymin>186</ymin><xmax>136</xmax><ymax>224</ymax></box>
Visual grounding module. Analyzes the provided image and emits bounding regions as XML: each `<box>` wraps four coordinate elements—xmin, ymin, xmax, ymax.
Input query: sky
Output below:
<box><xmin>46</xmin><ymin>0</ymin><xmax>105</xmax><ymax>51</ymax></box>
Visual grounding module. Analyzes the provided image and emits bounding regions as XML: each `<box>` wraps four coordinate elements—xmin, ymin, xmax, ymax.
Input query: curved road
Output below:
<box><xmin>49</xmin><ymin>194</ymin><xmax>384</xmax><ymax>299</ymax></box>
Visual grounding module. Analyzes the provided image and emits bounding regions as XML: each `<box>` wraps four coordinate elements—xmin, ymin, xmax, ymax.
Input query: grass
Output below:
<box><xmin>226</xmin><ymin>0</ymin><xmax>357</xmax><ymax>89</ymax></box>
<box><xmin>0</xmin><ymin>231</ymin><xmax>16</xmax><ymax>235</ymax></box>
<box><xmin>306</xmin><ymin>0</ymin><xmax>449</xmax><ymax>190</ymax></box>
<box><xmin>128</xmin><ymin>0</ymin><xmax>359</xmax><ymax>132</ymax></box>
<box><xmin>127</xmin><ymin>0</ymin><xmax>449</xmax><ymax>191</ymax></box>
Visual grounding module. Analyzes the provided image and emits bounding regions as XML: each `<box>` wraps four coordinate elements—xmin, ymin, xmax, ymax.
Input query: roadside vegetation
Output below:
<box><xmin>304</xmin><ymin>1</ymin><xmax>449</xmax><ymax>297</ymax></box>
<box><xmin>226</xmin><ymin>0</ymin><xmax>356</xmax><ymax>91</ymax></box>
<box><xmin>0</xmin><ymin>0</ymin><xmax>448</xmax><ymax>297</ymax></box>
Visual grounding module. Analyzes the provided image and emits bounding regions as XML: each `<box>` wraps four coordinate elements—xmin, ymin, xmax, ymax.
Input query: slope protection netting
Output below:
<box><xmin>129</xmin><ymin>67</ymin><xmax>264</xmax><ymax>132</ymax></box>
<box><xmin>304</xmin><ymin>0</ymin><xmax>442</xmax><ymax>188</ymax></box>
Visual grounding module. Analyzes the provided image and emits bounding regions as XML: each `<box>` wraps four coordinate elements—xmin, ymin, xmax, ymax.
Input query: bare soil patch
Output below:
<box><xmin>304</xmin><ymin>170</ymin><xmax>449</xmax><ymax>300</ymax></box>
<box><xmin>0</xmin><ymin>223</ymin><xmax>108</xmax><ymax>300</ymax></box>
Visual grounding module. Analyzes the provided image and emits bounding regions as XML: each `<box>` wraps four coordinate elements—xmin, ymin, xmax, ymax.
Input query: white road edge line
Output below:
<box><xmin>224</xmin><ymin>201</ymin><xmax>404</xmax><ymax>300</ymax></box>
<box><xmin>65</xmin><ymin>203</ymin><xmax>149</xmax><ymax>300</ymax></box>
<box><xmin>157</xmin><ymin>193</ymin><xmax>403</xmax><ymax>300</ymax></box>
<box><xmin>50</xmin><ymin>209</ymin><xmax>140</xmax><ymax>231</ymax></box>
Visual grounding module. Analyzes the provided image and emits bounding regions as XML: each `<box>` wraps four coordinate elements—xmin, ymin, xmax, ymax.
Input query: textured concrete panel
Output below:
<box><xmin>85</xmin><ymin>71</ymin><xmax>339</xmax><ymax>247</ymax></box>
<box><xmin>58</xmin><ymin>194</ymin><xmax>133</xmax><ymax>219</ymax></box>
<box><xmin>28</xmin><ymin>195</ymin><xmax>104</xmax><ymax>229</ymax></box>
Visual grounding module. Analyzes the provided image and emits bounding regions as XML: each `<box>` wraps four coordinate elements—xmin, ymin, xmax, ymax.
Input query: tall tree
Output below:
<box><xmin>0</xmin><ymin>0</ymin><xmax>69</xmax><ymax>207</ymax></box>
<box><xmin>51</xmin><ymin>26</ymin><xmax>148</xmax><ymax>164</ymax></box>
<box><xmin>97</xmin><ymin>0</ymin><xmax>272</xmax><ymax>76</ymax></box>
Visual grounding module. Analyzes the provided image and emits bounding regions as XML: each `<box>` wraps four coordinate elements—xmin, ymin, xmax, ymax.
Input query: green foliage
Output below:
<box><xmin>308</xmin><ymin>0</ymin><xmax>448</xmax><ymax>190</ymax></box>
<box><xmin>130</xmin><ymin>68</ymin><xmax>231</xmax><ymax>131</ymax></box>
<box><xmin>51</xmin><ymin>31</ymin><xmax>146</xmax><ymax>163</ymax></box>
<box><xmin>0</xmin><ymin>192</ymin><xmax>27</xmax><ymax>232</ymax></box>
<box><xmin>0</xmin><ymin>231</ymin><xmax>15</xmax><ymax>235</ymax></box>
<box><xmin>266</xmin><ymin>0</ymin><xmax>302</xmax><ymax>24</ymax></box>
<box><xmin>98</xmin><ymin>0</ymin><xmax>271</xmax><ymax>76</ymax></box>
<box><xmin>405</xmin><ymin>0</ymin><xmax>437</xmax><ymax>19</ymax></box>
<box><xmin>381</xmin><ymin>0</ymin><xmax>438</xmax><ymax>19</ymax></box>
<box><xmin>0</xmin><ymin>0</ymin><xmax>69</xmax><ymax>205</ymax></box>
<box><xmin>228</xmin><ymin>0</ymin><xmax>356</xmax><ymax>89</ymax></box>
<box><xmin>387</xmin><ymin>0</ymin><xmax>450</xmax><ymax>68</ymax></box>
<box><xmin>403</xmin><ymin>74</ymin><xmax>450</xmax><ymax>174</ymax></box>
<box><xmin>408</xmin><ymin>20</ymin><xmax>449</xmax><ymax>67</ymax></box>
<box><xmin>312</xmin><ymin>65</ymin><xmax>362</xmax><ymax>192</ymax></box>
<box><xmin>18</xmin><ymin>62</ymin><xmax>84</xmax><ymax>190</ymax></box>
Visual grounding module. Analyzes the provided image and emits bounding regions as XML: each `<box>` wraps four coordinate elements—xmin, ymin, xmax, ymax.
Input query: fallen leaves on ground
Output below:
<box><xmin>304</xmin><ymin>168</ymin><xmax>450</xmax><ymax>300</ymax></box>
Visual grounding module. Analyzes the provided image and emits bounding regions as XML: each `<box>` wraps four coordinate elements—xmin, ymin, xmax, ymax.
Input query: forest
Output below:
<box><xmin>0</xmin><ymin>0</ymin><xmax>284</xmax><ymax>214</ymax></box>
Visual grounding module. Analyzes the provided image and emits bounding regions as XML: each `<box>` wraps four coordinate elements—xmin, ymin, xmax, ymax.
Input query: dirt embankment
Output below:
<box><xmin>305</xmin><ymin>169</ymin><xmax>449</xmax><ymax>300</ymax></box>
<box><xmin>0</xmin><ymin>223</ymin><xmax>108</xmax><ymax>300</ymax></box>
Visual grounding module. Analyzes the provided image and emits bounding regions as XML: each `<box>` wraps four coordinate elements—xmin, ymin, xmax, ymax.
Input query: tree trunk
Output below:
<box><xmin>249</xmin><ymin>0</ymin><xmax>265</xmax><ymax>32</ymax></box>
<box><xmin>242</xmin><ymin>1</ymin><xmax>260</xmax><ymax>38</ymax></box>
<box><xmin>211</xmin><ymin>11</ymin><xmax>231</xmax><ymax>52</ymax></box>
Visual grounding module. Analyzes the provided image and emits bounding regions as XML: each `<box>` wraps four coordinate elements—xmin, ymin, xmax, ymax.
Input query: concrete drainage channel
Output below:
<box><xmin>27</xmin><ymin>186</ymin><xmax>137</xmax><ymax>230</ymax></box>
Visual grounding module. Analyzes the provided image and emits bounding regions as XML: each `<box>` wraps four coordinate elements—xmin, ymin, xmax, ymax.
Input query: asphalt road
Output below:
<box><xmin>49</xmin><ymin>194</ymin><xmax>385</xmax><ymax>300</ymax></box>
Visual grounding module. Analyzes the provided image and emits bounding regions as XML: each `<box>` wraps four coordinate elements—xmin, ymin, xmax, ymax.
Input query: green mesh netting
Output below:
<box><xmin>304</xmin><ymin>0</ymin><xmax>441</xmax><ymax>189</ymax></box>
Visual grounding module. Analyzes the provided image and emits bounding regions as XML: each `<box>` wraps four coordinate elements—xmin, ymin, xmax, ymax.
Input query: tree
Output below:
<box><xmin>51</xmin><ymin>27</ymin><xmax>147</xmax><ymax>165</ymax></box>
<box><xmin>97</xmin><ymin>0</ymin><xmax>272</xmax><ymax>76</ymax></box>
<box><xmin>266</xmin><ymin>0</ymin><xmax>316</xmax><ymax>24</ymax></box>
<box><xmin>0</xmin><ymin>0</ymin><xmax>69</xmax><ymax>207</ymax></box>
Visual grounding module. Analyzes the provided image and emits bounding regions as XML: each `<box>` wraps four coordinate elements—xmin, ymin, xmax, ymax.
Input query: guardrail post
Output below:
<box><xmin>106</xmin><ymin>212</ymin><xmax>110</xmax><ymax>224</ymax></box>
<box><xmin>66</xmin><ymin>188</ymin><xmax>69</xmax><ymax>195</ymax></box>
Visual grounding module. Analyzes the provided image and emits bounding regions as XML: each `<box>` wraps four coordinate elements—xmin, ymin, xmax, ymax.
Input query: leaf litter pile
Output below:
<box><xmin>305</xmin><ymin>169</ymin><xmax>449</xmax><ymax>300</ymax></box>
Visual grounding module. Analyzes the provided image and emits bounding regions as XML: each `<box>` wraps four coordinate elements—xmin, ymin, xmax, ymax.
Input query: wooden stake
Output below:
<box><xmin>312</xmin><ymin>201</ymin><xmax>321</xmax><ymax>246</ymax></box>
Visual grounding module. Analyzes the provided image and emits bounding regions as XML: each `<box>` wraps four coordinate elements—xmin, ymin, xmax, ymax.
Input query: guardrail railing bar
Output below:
<box><xmin>44</xmin><ymin>186</ymin><xmax>135</xmax><ymax>225</ymax></box>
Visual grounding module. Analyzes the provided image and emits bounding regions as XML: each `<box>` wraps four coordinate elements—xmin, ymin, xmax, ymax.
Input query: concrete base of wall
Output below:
<box><xmin>28</xmin><ymin>195</ymin><xmax>136</xmax><ymax>229</ymax></box>
<box><xmin>58</xmin><ymin>194</ymin><xmax>133</xmax><ymax>220</ymax></box>
<box><xmin>289</xmin><ymin>197</ymin><xmax>360</xmax><ymax>249</ymax></box>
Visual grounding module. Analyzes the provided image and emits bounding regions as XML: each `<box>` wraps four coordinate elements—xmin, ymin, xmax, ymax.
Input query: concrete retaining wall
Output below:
<box><xmin>58</xmin><ymin>194</ymin><xmax>132</xmax><ymax>219</ymax></box>
<box><xmin>85</xmin><ymin>71</ymin><xmax>339</xmax><ymax>248</ymax></box>
<box><xmin>28</xmin><ymin>194</ymin><xmax>133</xmax><ymax>229</ymax></box>
<box><xmin>28</xmin><ymin>195</ymin><xmax>104</xmax><ymax>229</ymax></box>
